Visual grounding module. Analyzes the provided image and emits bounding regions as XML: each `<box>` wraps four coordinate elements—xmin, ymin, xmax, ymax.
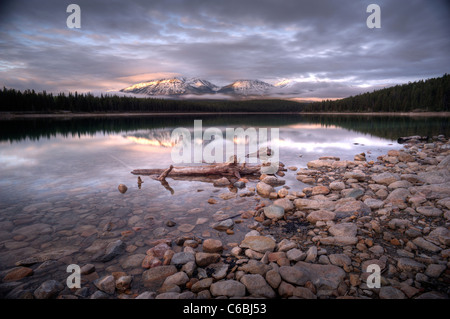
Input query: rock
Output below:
<box><xmin>240</xmin><ymin>274</ymin><xmax>276</xmax><ymax>298</ymax></box>
<box><xmin>305</xmin><ymin>246</ymin><xmax>317</xmax><ymax>263</ymax></box>
<box><xmin>319</xmin><ymin>236</ymin><xmax>358</xmax><ymax>246</ymax></box>
<box><xmin>202</xmin><ymin>239</ymin><xmax>223</xmax><ymax>253</ymax></box>
<box><xmin>277</xmin><ymin>239</ymin><xmax>297</xmax><ymax>252</ymax></box>
<box><xmin>427</xmin><ymin>227</ymin><xmax>450</xmax><ymax>246</ymax></box>
<box><xmin>118</xmin><ymin>184</ymin><xmax>128</xmax><ymax>194</ymax></box>
<box><xmin>385</xmin><ymin>188</ymin><xmax>411</xmax><ymax>203</ymax></box>
<box><xmin>171</xmin><ymin>252</ymin><xmax>195</xmax><ymax>266</ymax></box>
<box><xmin>425</xmin><ymin>264</ymin><xmax>446</xmax><ymax>278</ymax></box>
<box><xmin>90</xmin><ymin>291</ymin><xmax>110</xmax><ymax>299</ymax></box>
<box><xmin>34</xmin><ymin>280</ymin><xmax>64</xmax><ymax>299</ymax></box>
<box><xmin>307</xmin><ymin>159</ymin><xmax>335</xmax><ymax>169</ymax></box>
<box><xmin>329</xmin><ymin>254</ymin><xmax>352</xmax><ymax>268</ymax></box>
<box><xmin>163</xmin><ymin>272</ymin><xmax>189</xmax><ymax>287</ymax></box>
<box><xmin>342</xmin><ymin>188</ymin><xmax>364</xmax><ymax>199</ymax></box>
<box><xmin>293</xmin><ymin>286</ymin><xmax>317</xmax><ymax>299</ymax></box>
<box><xmin>94</xmin><ymin>275</ymin><xmax>116</xmax><ymax>295</ymax></box>
<box><xmin>263</xmin><ymin>205</ymin><xmax>285</xmax><ymax>219</ymax></box>
<box><xmin>279</xmin><ymin>266</ymin><xmax>308</xmax><ymax>286</ymax></box>
<box><xmin>265</xmin><ymin>269</ymin><xmax>282</xmax><ymax>289</ymax></box>
<box><xmin>101</xmin><ymin>239</ymin><xmax>125</xmax><ymax>262</ymax></box>
<box><xmin>372</xmin><ymin>172</ymin><xmax>401</xmax><ymax>185</ymax></box>
<box><xmin>416</xmin><ymin>206</ymin><xmax>442</xmax><ymax>217</ymax></box>
<box><xmin>239</xmin><ymin>259</ymin><xmax>271</xmax><ymax>275</ymax></box>
<box><xmin>343</xmin><ymin>170</ymin><xmax>366</xmax><ymax>181</ymax></box>
<box><xmin>195</xmin><ymin>252</ymin><xmax>220</xmax><ymax>267</ymax></box>
<box><xmin>240</xmin><ymin>236</ymin><xmax>276</xmax><ymax>253</ymax></box>
<box><xmin>306</xmin><ymin>210</ymin><xmax>335</xmax><ymax>224</ymax></box>
<box><xmin>116</xmin><ymin>276</ymin><xmax>132</xmax><ymax>292</ymax></box>
<box><xmin>286</xmin><ymin>248</ymin><xmax>306</xmax><ymax>262</ymax></box>
<box><xmin>354</xmin><ymin>153</ymin><xmax>366</xmax><ymax>161</ymax></box>
<box><xmin>212</xmin><ymin>219</ymin><xmax>234</xmax><ymax>231</ymax></box>
<box><xmin>273</xmin><ymin>198</ymin><xmax>294</xmax><ymax>212</ymax></box>
<box><xmin>397</xmin><ymin>258</ymin><xmax>426</xmax><ymax>272</ymax></box>
<box><xmin>142</xmin><ymin>265</ymin><xmax>178</xmax><ymax>289</ymax></box>
<box><xmin>256</xmin><ymin>182</ymin><xmax>275</xmax><ymax>197</ymax></box>
<box><xmin>379</xmin><ymin>286</ymin><xmax>406</xmax><ymax>299</ymax></box>
<box><xmin>282</xmin><ymin>262</ymin><xmax>345</xmax><ymax>290</ymax></box>
<box><xmin>388</xmin><ymin>180</ymin><xmax>412</xmax><ymax>190</ymax></box>
<box><xmin>213</xmin><ymin>177</ymin><xmax>230</xmax><ymax>187</ymax></box>
<box><xmin>262</xmin><ymin>176</ymin><xmax>285</xmax><ymax>186</ymax></box>
<box><xmin>412</xmin><ymin>237</ymin><xmax>441</xmax><ymax>253</ymax></box>
<box><xmin>191</xmin><ymin>278</ymin><xmax>213</xmax><ymax>293</ymax></box>
<box><xmin>294</xmin><ymin>199</ymin><xmax>335</xmax><ymax>211</ymax></box>
<box><xmin>80</xmin><ymin>264</ymin><xmax>95</xmax><ymax>275</ymax></box>
<box><xmin>329</xmin><ymin>223</ymin><xmax>357</xmax><ymax>237</ymax></box>
<box><xmin>120</xmin><ymin>254</ymin><xmax>145</xmax><ymax>269</ymax></box>
<box><xmin>3</xmin><ymin>267</ymin><xmax>33</xmax><ymax>282</ymax></box>
<box><xmin>311</xmin><ymin>186</ymin><xmax>330</xmax><ymax>196</ymax></box>
<box><xmin>210</xmin><ymin>280</ymin><xmax>246</xmax><ymax>297</ymax></box>
<box><xmin>330</xmin><ymin>181</ymin><xmax>345</xmax><ymax>191</ymax></box>
<box><xmin>334</xmin><ymin>200</ymin><xmax>370</xmax><ymax>219</ymax></box>
<box><xmin>388</xmin><ymin>218</ymin><xmax>411</xmax><ymax>230</ymax></box>
<box><xmin>135</xmin><ymin>291</ymin><xmax>156</xmax><ymax>299</ymax></box>
<box><xmin>155</xmin><ymin>292</ymin><xmax>181</xmax><ymax>299</ymax></box>
<box><xmin>364</xmin><ymin>198</ymin><xmax>384</xmax><ymax>210</ymax></box>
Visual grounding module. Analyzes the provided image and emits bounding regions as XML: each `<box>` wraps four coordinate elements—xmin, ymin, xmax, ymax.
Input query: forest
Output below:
<box><xmin>0</xmin><ymin>74</ymin><xmax>448</xmax><ymax>113</ymax></box>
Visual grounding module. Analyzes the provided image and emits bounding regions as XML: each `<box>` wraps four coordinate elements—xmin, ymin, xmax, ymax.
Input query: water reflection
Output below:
<box><xmin>0</xmin><ymin>114</ymin><xmax>448</xmax><ymax>275</ymax></box>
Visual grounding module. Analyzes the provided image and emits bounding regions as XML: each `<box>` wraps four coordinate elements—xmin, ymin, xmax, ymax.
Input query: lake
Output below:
<box><xmin>0</xmin><ymin>113</ymin><xmax>448</xmax><ymax>291</ymax></box>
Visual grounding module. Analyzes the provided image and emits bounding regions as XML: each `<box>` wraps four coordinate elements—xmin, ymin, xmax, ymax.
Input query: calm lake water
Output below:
<box><xmin>0</xmin><ymin>114</ymin><xmax>448</xmax><ymax>287</ymax></box>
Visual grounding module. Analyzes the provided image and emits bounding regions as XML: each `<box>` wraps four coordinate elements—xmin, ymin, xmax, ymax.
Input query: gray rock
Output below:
<box><xmin>319</xmin><ymin>236</ymin><xmax>358</xmax><ymax>246</ymax></box>
<box><xmin>171</xmin><ymin>252</ymin><xmax>196</xmax><ymax>265</ymax></box>
<box><xmin>101</xmin><ymin>239</ymin><xmax>125</xmax><ymax>262</ymax></box>
<box><xmin>262</xmin><ymin>176</ymin><xmax>285</xmax><ymax>186</ymax></box>
<box><xmin>364</xmin><ymin>198</ymin><xmax>384</xmax><ymax>210</ymax></box>
<box><xmin>213</xmin><ymin>177</ymin><xmax>230</xmax><ymax>187</ymax></box>
<box><xmin>273</xmin><ymin>198</ymin><xmax>294</xmax><ymax>212</ymax></box>
<box><xmin>329</xmin><ymin>254</ymin><xmax>352</xmax><ymax>268</ymax></box>
<box><xmin>212</xmin><ymin>219</ymin><xmax>234</xmax><ymax>231</ymax></box>
<box><xmin>34</xmin><ymin>280</ymin><xmax>64</xmax><ymax>299</ymax></box>
<box><xmin>286</xmin><ymin>248</ymin><xmax>306</xmax><ymax>262</ymax></box>
<box><xmin>240</xmin><ymin>274</ymin><xmax>276</xmax><ymax>298</ymax></box>
<box><xmin>210</xmin><ymin>280</ymin><xmax>246</xmax><ymax>297</ymax></box>
<box><xmin>120</xmin><ymin>254</ymin><xmax>145</xmax><ymax>269</ymax></box>
<box><xmin>397</xmin><ymin>258</ymin><xmax>426</xmax><ymax>272</ymax></box>
<box><xmin>329</xmin><ymin>181</ymin><xmax>345</xmax><ymax>191</ymax></box>
<box><xmin>94</xmin><ymin>275</ymin><xmax>116</xmax><ymax>295</ymax></box>
<box><xmin>90</xmin><ymin>291</ymin><xmax>110</xmax><ymax>299</ymax></box>
<box><xmin>163</xmin><ymin>271</ymin><xmax>189</xmax><ymax>287</ymax></box>
<box><xmin>385</xmin><ymin>188</ymin><xmax>411</xmax><ymax>203</ymax></box>
<box><xmin>279</xmin><ymin>266</ymin><xmax>308</xmax><ymax>286</ymax></box>
<box><xmin>240</xmin><ymin>236</ymin><xmax>276</xmax><ymax>253</ymax></box>
<box><xmin>372</xmin><ymin>172</ymin><xmax>401</xmax><ymax>185</ymax></box>
<box><xmin>379</xmin><ymin>286</ymin><xmax>406</xmax><ymax>299</ymax></box>
<box><xmin>334</xmin><ymin>200</ymin><xmax>370</xmax><ymax>218</ymax></box>
<box><xmin>142</xmin><ymin>265</ymin><xmax>178</xmax><ymax>290</ymax></box>
<box><xmin>239</xmin><ymin>259</ymin><xmax>271</xmax><ymax>275</ymax></box>
<box><xmin>425</xmin><ymin>264</ymin><xmax>446</xmax><ymax>278</ymax></box>
<box><xmin>306</xmin><ymin>210</ymin><xmax>335</xmax><ymax>224</ymax></box>
<box><xmin>195</xmin><ymin>252</ymin><xmax>220</xmax><ymax>267</ymax></box>
<box><xmin>116</xmin><ymin>276</ymin><xmax>132</xmax><ymax>292</ymax></box>
<box><xmin>263</xmin><ymin>205</ymin><xmax>285</xmax><ymax>219</ymax></box>
<box><xmin>191</xmin><ymin>278</ymin><xmax>213</xmax><ymax>293</ymax></box>
<box><xmin>135</xmin><ymin>291</ymin><xmax>156</xmax><ymax>299</ymax></box>
<box><xmin>265</xmin><ymin>269</ymin><xmax>282</xmax><ymax>289</ymax></box>
<box><xmin>342</xmin><ymin>188</ymin><xmax>364</xmax><ymax>199</ymax></box>
<box><xmin>305</xmin><ymin>246</ymin><xmax>317</xmax><ymax>263</ymax></box>
<box><xmin>416</xmin><ymin>206</ymin><xmax>443</xmax><ymax>217</ymax></box>
<box><xmin>412</xmin><ymin>237</ymin><xmax>441</xmax><ymax>253</ymax></box>
<box><xmin>329</xmin><ymin>223</ymin><xmax>357</xmax><ymax>237</ymax></box>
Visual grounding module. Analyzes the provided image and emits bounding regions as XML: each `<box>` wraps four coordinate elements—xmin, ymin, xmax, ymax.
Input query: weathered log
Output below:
<box><xmin>157</xmin><ymin>165</ymin><xmax>173</xmax><ymax>181</ymax></box>
<box><xmin>131</xmin><ymin>162</ymin><xmax>275</xmax><ymax>177</ymax></box>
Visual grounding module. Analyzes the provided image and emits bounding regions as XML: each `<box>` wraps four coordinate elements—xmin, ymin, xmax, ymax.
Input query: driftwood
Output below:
<box><xmin>131</xmin><ymin>156</ymin><xmax>285</xmax><ymax>180</ymax></box>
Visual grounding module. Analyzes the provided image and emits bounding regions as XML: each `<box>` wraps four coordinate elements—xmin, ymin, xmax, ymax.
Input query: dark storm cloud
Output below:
<box><xmin>0</xmin><ymin>0</ymin><xmax>449</xmax><ymax>97</ymax></box>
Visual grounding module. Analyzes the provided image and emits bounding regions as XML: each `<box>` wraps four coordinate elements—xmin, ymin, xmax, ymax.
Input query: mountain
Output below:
<box><xmin>217</xmin><ymin>80</ymin><xmax>274</xmax><ymax>96</ymax></box>
<box><xmin>121</xmin><ymin>77</ymin><xmax>278</xmax><ymax>97</ymax></box>
<box><xmin>121</xmin><ymin>77</ymin><xmax>219</xmax><ymax>95</ymax></box>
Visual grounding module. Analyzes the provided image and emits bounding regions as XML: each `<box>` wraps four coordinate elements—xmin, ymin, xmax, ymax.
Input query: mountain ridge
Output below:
<box><xmin>121</xmin><ymin>77</ymin><xmax>278</xmax><ymax>97</ymax></box>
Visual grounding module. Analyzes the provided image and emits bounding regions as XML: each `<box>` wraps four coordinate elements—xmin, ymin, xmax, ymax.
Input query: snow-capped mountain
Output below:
<box><xmin>121</xmin><ymin>77</ymin><xmax>219</xmax><ymax>95</ymax></box>
<box><xmin>121</xmin><ymin>77</ymin><xmax>286</xmax><ymax>97</ymax></box>
<box><xmin>217</xmin><ymin>80</ymin><xmax>274</xmax><ymax>96</ymax></box>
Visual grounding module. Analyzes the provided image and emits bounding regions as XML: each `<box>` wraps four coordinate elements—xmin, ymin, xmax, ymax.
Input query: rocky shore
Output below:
<box><xmin>1</xmin><ymin>135</ymin><xmax>449</xmax><ymax>299</ymax></box>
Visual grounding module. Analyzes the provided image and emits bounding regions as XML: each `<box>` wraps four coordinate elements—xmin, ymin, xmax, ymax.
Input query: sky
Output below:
<box><xmin>0</xmin><ymin>0</ymin><xmax>449</xmax><ymax>99</ymax></box>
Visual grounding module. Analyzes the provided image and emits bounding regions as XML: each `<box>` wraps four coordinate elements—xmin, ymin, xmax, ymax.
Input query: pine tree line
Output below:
<box><xmin>1</xmin><ymin>74</ymin><xmax>448</xmax><ymax>113</ymax></box>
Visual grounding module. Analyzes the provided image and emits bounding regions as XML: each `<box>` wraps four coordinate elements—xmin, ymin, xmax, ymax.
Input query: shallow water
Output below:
<box><xmin>0</xmin><ymin>114</ymin><xmax>448</xmax><ymax>281</ymax></box>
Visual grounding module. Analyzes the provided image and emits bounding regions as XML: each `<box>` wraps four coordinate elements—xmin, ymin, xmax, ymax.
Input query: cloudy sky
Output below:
<box><xmin>0</xmin><ymin>0</ymin><xmax>449</xmax><ymax>99</ymax></box>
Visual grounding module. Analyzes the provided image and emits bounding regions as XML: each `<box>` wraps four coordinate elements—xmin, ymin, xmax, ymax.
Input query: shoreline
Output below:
<box><xmin>1</xmin><ymin>111</ymin><xmax>449</xmax><ymax>119</ymax></box>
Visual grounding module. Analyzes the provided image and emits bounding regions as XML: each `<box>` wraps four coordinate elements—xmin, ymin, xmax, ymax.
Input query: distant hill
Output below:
<box><xmin>302</xmin><ymin>74</ymin><xmax>450</xmax><ymax>112</ymax></box>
